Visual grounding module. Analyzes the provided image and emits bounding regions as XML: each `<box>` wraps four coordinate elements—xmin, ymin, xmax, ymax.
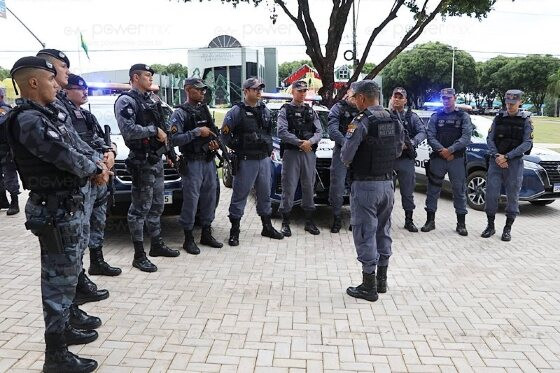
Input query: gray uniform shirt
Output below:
<box><xmin>169</xmin><ymin>103</ymin><xmax>204</xmax><ymax>148</ymax></box>
<box><xmin>393</xmin><ymin>109</ymin><xmax>427</xmax><ymax>147</ymax></box>
<box><xmin>114</xmin><ymin>88</ymin><xmax>158</xmax><ymax>143</ymax></box>
<box><xmin>427</xmin><ymin>108</ymin><xmax>473</xmax><ymax>153</ymax></box>
<box><xmin>277</xmin><ymin>100</ymin><xmax>323</xmax><ymax>146</ymax></box>
<box><xmin>487</xmin><ymin>110</ymin><xmax>533</xmax><ymax>159</ymax></box>
<box><xmin>341</xmin><ymin>105</ymin><xmax>405</xmax><ymax>166</ymax></box>
<box><xmin>327</xmin><ymin>101</ymin><xmax>354</xmax><ymax>148</ymax></box>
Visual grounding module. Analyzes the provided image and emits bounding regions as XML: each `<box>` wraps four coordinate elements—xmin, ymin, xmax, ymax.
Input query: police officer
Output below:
<box><xmin>341</xmin><ymin>80</ymin><xmax>404</xmax><ymax>302</ymax></box>
<box><xmin>37</xmin><ymin>50</ymin><xmax>109</xmax><ymax>320</ymax></box>
<box><xmin>170</xmin><ymin>77</ymin><xmax>222</xmax><ymax>254</ymax></box>
<box><xmin>327</xmin><ymin>87</ymin><xmax>359</xmax><ymax>233</ymax></box>
<box><xmin>6</xmin><ymin>56</ymin><xmax>112</xmax><ymax>373</ymax></box>
<box><xmin>391</xmin><ymin>87</ymin><xmax>426</xmax><ymax>232</ymax></box>
<box><xmin>115</xmin><ymin>63</ymin><xmax>180</xmax><ymax>271</ymax></box>
<box><xmin>482</xmin><ymin>90</ymin><xmax>533</xmax><ymax>241</ymax></box>
<box><xmin>65</xmin><ymin>73</ymin><xmax>122</xmax><ymax>276</ymax></box>
<box><xmin>421</xmin><ymin>88</ymin><xmax>472</xmax><ymax>236</ymax></box>
<box><xmin>221</xmin><ymin>77</ymin><xmax>284</xmax><ymax>246</ymax></box>
<box><xmin>277</xmin><ymin>80</ymin><xmax>323</xmax><ymax>236</ymax></box>
<box><xmin>0</xmin><ymin>87</ymin><xmax>21</xmax><ymax>215</ymax></box>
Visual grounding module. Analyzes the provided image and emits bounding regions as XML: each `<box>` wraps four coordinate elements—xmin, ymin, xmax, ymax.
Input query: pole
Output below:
<box><xmin>6</xmin><ymin>7</ymin><xmax>45</xmax><ymax>48</ymax></box>
<box><xmin>451</xmin><ymin>47</ymin><xmax>456</xmax><ymax>89</ymax></box>
<box><xmin>352</xmin><ymin>1</ymin><xmax>357</xmax><ymax>70</ymax></box>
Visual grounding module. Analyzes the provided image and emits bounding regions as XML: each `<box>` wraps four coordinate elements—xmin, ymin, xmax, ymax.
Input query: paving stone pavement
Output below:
<box><xmin>1</xmin><ymin>186</ymin><xmax>560</xmax><ymax>373</ymax></box>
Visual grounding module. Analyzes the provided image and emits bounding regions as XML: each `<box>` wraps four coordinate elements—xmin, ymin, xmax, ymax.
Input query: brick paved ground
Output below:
<box><xmin>1</xmin><ymin>187</ymin><xmax>559</xmax><ymax>372</ymax></box>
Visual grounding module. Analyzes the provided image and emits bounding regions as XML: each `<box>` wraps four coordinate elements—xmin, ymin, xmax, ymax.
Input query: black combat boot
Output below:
<box><xmin>501</xmin><ymin>217</ymin><xmax>515</xmax><ymax>242</ymax></box>
<box><xmin>6</xmin><ymin>193</ymin><xmax>19</xmax><ymax>215</ymax></box>
<box><xmin>201</xmin><ymin>226</ymin><xmax>223</xmax><ymax>248</ymax></box>
<box><xmin>481</xmin><ymin>214</ymin><xmax>496</xmax><ymax>238</ymax></box>
<box><xmin>456</xmin><ymin>213</ymin><xmax>468</xmax><ymax>236</ymax></box>
<box><xmin>228</xmin><ymin>217</ymin><xmax>240</xmax><ymax>246</ymax></box>
<box><xmin>304</xmin><ymin>210</ymin><xmax>320</xmax><ymax>235</ymax></box>
<box><xmin>404</xmin><ymin>210</ymin><xmax>418</xmax><ymax>232</ymax></box>
<box><xmin>149</xmin><ymin>235</ymin><xmax>180</xmax><ymax>257</ymax></box>
<box><xmin>69</xmin><ymin>304</ymin><xmax>101</xmax><ymax>330</ymax></box>
<box><xmin>346</xmin><ymin>272</ymin><xmax>378</xmax><ymax>302</ymax></box>
<box><xmin>261</xmin><ymin>215</ymin><xmax>284</xmax><ymax>239</ymax></box>
<box><xmin>281</xmin><ymin>213</ymin><xmax>292</xmax><ymax>237</ymax></box>
<box><xmin>88</xmin><ymin>246</ymin><xmax>122</xmax><ymax>276</ymax></box>
<box><xmin>183</xmin><ymin>230</ymin><xmax>200</xmax><ymax>255</ymax></box>
<box><xmin>75</xmin><ymin>270</ymin><xmax>109</xmax><ymax>305</ymax></box>
<box><xmin>421</xmin><ymin>211</ymin><xmax>436</xmax><ymax>232</ymax></box>
<box><xmin>132</xmin><ymin>241</ymin><xmax>157</xmax><ymax>272</ymax></box>
<box><xmin>64</xmin><ymin>324</ymin><xmax>98</xmax><ymax>346</ymax></box>
<box><xmin>43</xmin><ymin>332</ymin><xmax>98</xmax><ymax>373</ymax></box>
<box><xmin>330</xmin><ymin>215</ymin><xmax>342</xmax><ymax>233</ymax></box>
<box><xmin>376</xmin><ymin>266</ymin><xmax>388</xmax><ymax>293</ymax></box>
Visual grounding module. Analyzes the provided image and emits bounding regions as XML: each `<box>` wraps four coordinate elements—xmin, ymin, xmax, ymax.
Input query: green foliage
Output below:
<box><xmin>0</xmin><ymin>66</ymin><xmax>9</xmax><ymax>81</ymax></box>
<box><xmin>150</xmin><ymin>63</ymin><xmax>188</xmax><ymax>78</ymax></box>
<box><xmin>278</xmin><ymin>60</ymin><xmax>313</xmax><ymax>82</ymax></box>
<box><xmin>380</xmin><ymin>42</ymin><xmax>476</xmax><ymax>107</ymax></box>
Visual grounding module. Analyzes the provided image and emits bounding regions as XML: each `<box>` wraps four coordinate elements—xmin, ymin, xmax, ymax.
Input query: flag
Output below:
<box><xmin>80</xmin><ymin>32</ymin><xmax>90</xmax><ymax>60</ymax></box>
<box><xmin>0</xmin><ymin>0</ymin><xmax>7</xmax><ymax>19</ymax></box>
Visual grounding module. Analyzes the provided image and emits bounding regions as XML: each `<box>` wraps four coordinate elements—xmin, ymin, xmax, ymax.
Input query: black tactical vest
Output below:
<box><xmin>117</xmin><ymin>90</ymin><xmax>164</xmax><ymax>154</ymax></box>
<box><xmin>351</xmin><ymin>110</ymin><xmax>399</xmax><ymax>180</ymax></box>
<box><xmin>0</xmin><ymin>104</ymin><xmax>10</xmax><ymax>154</ymax></box>
<box><xmin>337</xmin><ymin>101</ymin><xmax>360</xmax><ymax>134</ymax></box>
<box><xmin>59</xmin><ymin>97</ymin><xmax>96</xmax><ymax>145</ymax></box>
<box><xmin>282</xmin><ymin>103</ymin><xmax>317</xmax><ymax>152</ymax></box>
<box><xmin>5</xmin><ymin>100</ymin><xmax>87</xmax><ymax>192</ymax></box>
<box><xmin>434</xmin><ymin>109</ymin><xmax>467</xmax><ymax>157</ymax></box>
<box><xmin>177</xmin><ymin>103</ymin><xmax>215</xmax><ymax>159</ymax></box>
<box><xmin>494</xmin><ymin>112</ymin><xmax>531</xmax><ymax>155</ymax></box>
<box><xmin>232</xmin><ymin>102</ymin><xmax>273</xmax><ymax>158</ymax></box>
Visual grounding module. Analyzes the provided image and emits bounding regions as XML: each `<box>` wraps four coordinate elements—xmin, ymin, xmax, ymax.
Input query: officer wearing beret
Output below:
<box><xmin>421</xmin><ymin>88</ymin><xmax>472</xmax><ymax>236</ymax></box>
<box><xmin>327</xmin><ymin>86</ymin><xmax>359</xmax><ymax>233</ymax></box>
<box><xmin>114</xmin><ymin>63</ymin><xmax>180</xmax><ymax>271</ymax></box>
<box><xmin>277</xmin><ymin>80</ymin><xmax>323</xmax><ymax>236</ymax></box>
<box><xmin>6</xmin><ymin>56</ymin><xmax>111</xmax><ymax>372</ymax></box>
<box><xmin>341</xmin><ymin>80</ymin><xmax>404</xmax><ymax>302</ymax></box>
<box><xmin>0</xmin><ymin>87</ymin><xmax>21</xmax><ymax>215</ymax></box>
<box><xmin>482</xmin><ymin>89</ymin><xmax>533</xmax><ymax>241</ymax></box>
<box><xmin>37</xmin><ymin>49</ymin><xmax>110</xmax><ymax>324</ymax></box>
<box><xmin>221</xmin><ymin>77</ymin><xmax>284</xmax><ymax>246</ymax></box>
<box><xmin>65</xmin><ymin>73</ymin><xmax>121</xmax><ymax>276</ymax></box>
<box><xmin>170</xmin><ymin>77</ymin><xmax>223</xmax><ymax>255</ymax></box>
<box><xmin>391</xmin><ymin>87</ymin><xmax>426</xmax><ymax>232</ymax></box>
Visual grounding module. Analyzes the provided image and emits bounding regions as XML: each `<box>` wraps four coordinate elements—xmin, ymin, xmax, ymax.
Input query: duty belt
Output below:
<box><xmin>184</xmin><ymin>153</ymin><xmax>213</xmax><ymax>161</ymax></box>
<box><xmin>237</xmin><ymin>153</ymin><xmax>267</xmax><ymax>161</ymax></box>
<box><xmin>29</xmin><ymin>191</ymin><xmax>84</xmax><ymax>213</ymax></box>
<box><xmin>353</xmin><ymin>172</ymin><xmax>394</xmax><ymax>181</ymax></box>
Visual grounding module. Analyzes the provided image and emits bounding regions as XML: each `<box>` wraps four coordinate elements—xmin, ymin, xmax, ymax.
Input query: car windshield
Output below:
<box><xmin>269</xmin><ymin>107</ymin><xmax>330</xmax><ymax>139</ymax></box>
<box><xmin>84</xmin><ymin>102</ymin><xmax>121</xmax><ymax>135</ymax></box>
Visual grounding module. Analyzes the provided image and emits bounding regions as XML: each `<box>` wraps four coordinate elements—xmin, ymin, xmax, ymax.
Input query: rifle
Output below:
<box><xmin>208</xmin><ymin>134</ymin><xmax>231</xmax><ymax>169</ymax></box>
<box><xmin>103</xmin><ymin>125</ymin><xmax>115</xmax><ymax>207</ymax></box>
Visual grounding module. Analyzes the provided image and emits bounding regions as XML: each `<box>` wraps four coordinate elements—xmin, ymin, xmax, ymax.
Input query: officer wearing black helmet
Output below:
<box><xmin>482</xmin><ymin>89</ymin><xmax>533</xmax><ymax>241</ymax></box>
<box><xmin>5</xmin><ymin>56</ymin><xmax>111</xmax><ymax>373</ymax></box>
<box><xmin>114</xmin><ymin>63</ymin><xmax>180</xmax><ymax>272</ymax></box>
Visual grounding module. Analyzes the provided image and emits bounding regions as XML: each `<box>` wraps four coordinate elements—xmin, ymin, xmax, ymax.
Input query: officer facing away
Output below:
<box><xmin>0</xmin><ymin>87</ymin><xmax>21</xmax><ymax>215</ymax></box>
<box><xmin>6</xmin><ymin>56</ymin><xmax>112</xmax><ymax>373</ymax></box>
<box><xmin>482</xmin><ymin>89</ymin><xmax>533</xmax><ymax>241</ymax></box>
<box><xmin>327</xmin><ymin>86</ymin><xmax>359</xmax><ymax>233</ymax></box>
<box><xmin>170</xmin><ymin>77</ymin><xmax>223</xmax><ymax>255</ymax></box>
<box><xmin>115</xmin><ymin>64</ymin><xmax>180</xmax><ymax>272</ymax></box>
<box><xmin>65</xmin><ymin>73</ymin><xmax>122</xmax><ymax>276</ymax></box>
<box><xmin>421</xmin><ymin>88</ymin><xmax>472</xmax><ymax>236</ymax></box>
<box><xmin>277</xmin><ymin>80</ymin><xmax>323</xmax><ymax>236</ymax></box>
<box><xmin>221</xmin><ymin>77</ymin><xmax>284</xmax><ymax>246</ymax></box>
<box><xmin>391</xmin><ymin>87</ymin><xmax>426</xmax><ymax>232</ymax></box>
<box><xmin>341</xmin><ymin>80</ymin><xmax>404</xmax><ymax>302</ymax></box>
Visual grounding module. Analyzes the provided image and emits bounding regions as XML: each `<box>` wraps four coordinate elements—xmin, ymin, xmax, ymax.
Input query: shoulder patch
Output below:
<box><xmin>346</xmin><ymin>122</ymin><xmax>357</xmax><ymax>138</ymax></box>
<box><xmin>46</xmin><ymin>129</ymin><xmax>60</xmax><ymax>140</ymax></box>
<box><xmin>170</xmin><ymin>124</ymin><xmax>178</xmax><ymax>134</ymax></box>
<box><xmin>222</xmin><ymin>124</ymin><xmax>230</xmax><ymax>135</ymax></box>
<box><xmin>120</xmin><ymin>105</ymin><xmax>134</xmax><ymax>120</ymax></box>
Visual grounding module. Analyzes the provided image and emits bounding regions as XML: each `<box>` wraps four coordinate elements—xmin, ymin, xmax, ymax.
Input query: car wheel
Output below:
<box><xmin>466</xmin><ymin>170</ymin><xmax>487</xmax><ymax>211</ymax></box>
<box><xmin>529</xmin><ymin>200</ymin><xmax>555</xmax><ymax>206</ymax></box>
<box><xmin>222</xmin><ymin>162</ymin><xmax>233</xmax><ymax>188</ymax></box>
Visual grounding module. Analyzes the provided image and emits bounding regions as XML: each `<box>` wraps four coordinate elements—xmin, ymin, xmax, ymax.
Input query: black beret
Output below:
<box><xmin>36</xmin><ymin>49</ymin><xmax>70</xmax><ymax>68</ymax></box>
<box><xmin>11</xmin><ymin>56</ymin><xmax>58</xmax><ymax>77</ymax></box>
<box><xmin>129</xmin><ymin>64</ymin><xmax>155</xmax><ymax>77</ymax></box>
<box><xmin>67</xmin><ymin>73</ymin><xmax>88</xmax><ymax>89</ymax></box>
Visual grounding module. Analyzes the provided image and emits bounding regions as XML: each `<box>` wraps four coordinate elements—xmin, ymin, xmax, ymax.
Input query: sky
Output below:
<box><xmin>0</xmin><ymin>0</ymin><xmax>559</xmax><ymax>74</ymax></box>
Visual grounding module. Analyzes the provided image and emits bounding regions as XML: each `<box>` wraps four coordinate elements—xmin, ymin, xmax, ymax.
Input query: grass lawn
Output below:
<box><xmin>532</xmin><ymin>117</ymin><xmax>560</xmax><ymax>144</ymax></box>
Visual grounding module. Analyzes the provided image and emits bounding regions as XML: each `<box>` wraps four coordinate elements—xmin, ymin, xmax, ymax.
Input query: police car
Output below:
<box><xmin>413</xmin><ymin>110</ymin><xmax>560</xmax><ymax>210</ymax></box>
<box><xmin>84</xmin><ymin>94</ymin><xmax>183</xmax><ymax>214</ymax></box>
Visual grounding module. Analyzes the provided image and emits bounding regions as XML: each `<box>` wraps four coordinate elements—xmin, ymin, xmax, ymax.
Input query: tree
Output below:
<box><xmin>278</xmin><ymin>59</ymin><xmax>313</xmax><ymax>82</ymax></box>
<box><xmin>179</xmin><ymin>0</ymin><xmax>506</xmax><ymax>106</ymax></box>
<box><xmin>0</xmin><ymin>66</ymin><xmax>9</xmax><ymax>81</ymax></box>
<box><xmin>380</xmin><ymin>42</ymin><xmax>477</xmax><ymax>107</ymax></box>
<box><xmin>150</xmin><ymin>63</ymin><xmax>188</xmax><ymax>78</ymax></box>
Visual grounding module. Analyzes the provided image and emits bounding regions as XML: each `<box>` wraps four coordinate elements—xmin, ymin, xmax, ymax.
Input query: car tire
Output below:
<box><xmin>466</xmin><ymin>170</ymin><xmax>487</xmax><ymax>211</ymax></box>
<box><xmin>223</xmin><ymin>162</ymin><xmax>233</xmax><ymax>188</ymax></box>
<box><xmin>529</xmin><ymin>200</ymin><xmax>555</xmax><ymax>206</ymax></box>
